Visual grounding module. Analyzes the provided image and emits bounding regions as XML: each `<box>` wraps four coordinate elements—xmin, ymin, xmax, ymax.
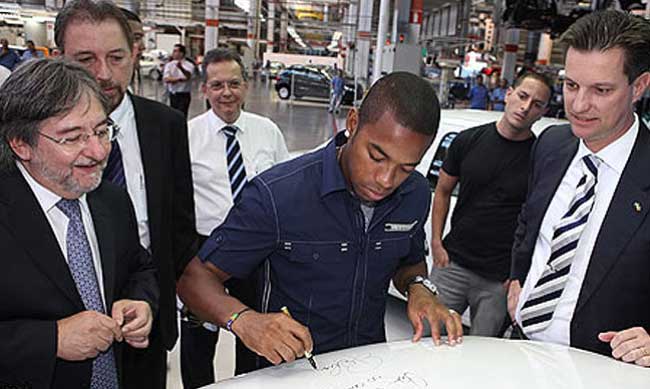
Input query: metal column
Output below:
<box><xmin>279</xmin><ymin>8</ymin><xmax>288</xmax><ymax>52</ymax></box>
<box><xmin>205</xmin><ymin>0</ymin><xmax>220</xmax><ymax>52</ymax></box>
<box><xmin>408</xmin><ymin>0</ymin><xmax>423</xmax><ymax>44</ymax></box>
<box><xmin>356</xmin><ymin>0</ymin><xmax>374</xmax><ymax>86</ymax></box>
<box><xmin>266</xmin><ymin>0</ymin><xmax>275</xmax><ymax>53</ymax></box>
<box><xmin>372</xmin><ymin>0</ymin><xmax>391</xmax><ymax>83</ymax></box>
<box><xmin>502</xmin><ymin>29</ymin><xmax>519</xmax><ymax>84</ymax></box>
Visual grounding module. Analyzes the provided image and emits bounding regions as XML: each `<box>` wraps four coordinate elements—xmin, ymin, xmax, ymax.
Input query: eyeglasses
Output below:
<box><xmin>206</xmin><ymin>78</ymin><xmax>244</xmax><ymax>92</ymax></box>
<box><xmin>39</xmin><ymin>119</ymin><xmax>120</xmax><ymax>149</ymax></box>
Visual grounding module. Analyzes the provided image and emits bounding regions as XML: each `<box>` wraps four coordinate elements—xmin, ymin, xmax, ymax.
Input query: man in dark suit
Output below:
<box><xmin>508</xmin><ymin>10</ymin><xmax>650</xmax><ymax>367</ymax></box>
<box><xmin>0</xmin><ymin>59</ymin><xmax>158</xmax><ymax>388</ymax></box>
<box><xmin>55</xmin><ymin>1</ymin><xmax>198</xmax><ymax>387</ymax></box>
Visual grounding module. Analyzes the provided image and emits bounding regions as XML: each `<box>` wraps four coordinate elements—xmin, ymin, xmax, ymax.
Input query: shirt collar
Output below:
<box><xmin>208</xmin><ymin>109</ymin><xmax>246</xmax><ymax>134</ymax></box>
<box><xmin>15</xmin><ymin>161</ymin><xmax>88</xmax><ymax>214</ymax></box>
<box><xmin>110</xmin><ymin>93</ymin><xmax>135</xmax><ymax>135</ymax></box>
<box><xmin>320</xmin><ymin>131</ymin><xmax>349</xmax><ymax>197</ymax></box>
<box><xmin>576</xmin><ymin>114</ymin><xmax>639</xmax><ymax>175</ymax></box>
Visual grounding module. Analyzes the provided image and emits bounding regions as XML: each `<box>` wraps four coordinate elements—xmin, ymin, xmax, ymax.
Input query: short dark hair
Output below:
<box><xmin>560</xmin><ymin>10</ymin><xmax>650</xmax><ymax>83</ymax></box>
<box><xmin>0</xmin><ymin>58</ymin><xmax>110</xmax><ymax>170</ymax></box>
<box><xmin>201</xmin><ymin>48</ymin><xmax>247</xmax><ymax>82</ymax></box>
<box><xmin>175</xmin><ymin>44</ymin><xmax>186</xmax><ymax>56</ymax></box>
<box><xmin>26</xmin><ymin>40</ymin><xmax>35</xmax><ymax>46</ymax></box>
<box><xmin>513</xmin><ymin>71</ymin><xmax>554</xmax><ymax>104</ymax></box>
<box><xmin>357</xmin><ymin>72</ymin><xmax>440</xmax><ymax>137</ymax></box>
<box><xmin>55</xmin><ymin>0</ymin><xmax>134</xmax><ymax>53</ymax></box>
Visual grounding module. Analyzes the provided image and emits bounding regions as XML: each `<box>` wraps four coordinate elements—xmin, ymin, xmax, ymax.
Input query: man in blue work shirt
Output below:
<box><xmin>468</xmin><ymin>74</ymin><xmax>489</xmax><ymax>110</ymax></box>
<box><xmin>0</xmin><ymin>39</ymin><xmax>20</xmax><ymax>71</ymax></box>
<box><xmin>20</xmin><ymin>40</ymin><xmax>44</xmax><ymax>62</ymax></box>
<box><xmin>490</xmin><ymin>78</ymin><xmax>508</xmax><ymax>111</ymax></box>
<box><xmin>178</xmin><ymin>72</ymin><xmax>463</xmax><ymax>371</ymax></box>
<box><xmin>328</xmin><ymin>69</ymin><xmax>345</xmax><ymax>114</ymax></box>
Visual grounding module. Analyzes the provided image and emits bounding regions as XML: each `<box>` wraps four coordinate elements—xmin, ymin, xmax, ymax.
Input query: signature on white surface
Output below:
<box><xmin>335</xmin><ymin>371</ymin><xmax>429</xmax><ymax>389</ymax></box>
<box><xmin>320</xmin><ymin>353</ymin><xmax>383</xmax><ymax>376</ymax></box>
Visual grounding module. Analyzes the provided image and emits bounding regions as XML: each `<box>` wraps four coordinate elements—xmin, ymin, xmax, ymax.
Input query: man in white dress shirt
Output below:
<box><xmin>163</xmin><ymin>43</ymin><xmax>195</xmax><ymax>118</ymax></box>
<box><xmin>182</xmin><ymin>48</ymin><xmax>289</xmax><ymax>388</ymax></box>
<box><xmin>508</xmin><ymin>10</ymin><xmax>650</xmax><ymax>367</ymax></box>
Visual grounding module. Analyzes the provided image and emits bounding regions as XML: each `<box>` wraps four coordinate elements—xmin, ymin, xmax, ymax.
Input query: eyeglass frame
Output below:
<box><xmin>205</xmin><ymin>78</ymin><xmax>245</xmax><ymax>92</ymax></box>
<box><xmin>38</xmin><ymin>118</ymin><xmax>120</xmax><ymax>149</ymax></box>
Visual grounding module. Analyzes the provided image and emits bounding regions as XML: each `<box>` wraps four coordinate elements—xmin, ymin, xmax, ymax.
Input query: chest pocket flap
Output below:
<box><xmin>281</xmin><ymin>241</ymin><xmax>354</xmax><ymax>264</ymax></box>
<box><xmin>371</xmin><ymin>236</ymin><xmax>411</xmax><ymax>261</ymax></box>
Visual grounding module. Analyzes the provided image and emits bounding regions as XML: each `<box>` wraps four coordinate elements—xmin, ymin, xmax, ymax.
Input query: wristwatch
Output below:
<box><xmin>406</xmin><ymin>275</ymin><xmax>439</xmax><ymax>296</ymax></box>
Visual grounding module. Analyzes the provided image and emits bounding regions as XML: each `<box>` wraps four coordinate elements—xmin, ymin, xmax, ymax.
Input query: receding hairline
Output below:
<box><xmin>59</xmin><ymin>15</ymin><xmax>132</xmax><ymax>52</ymax></box>
<box><xmin>204</xmin><ymin>59</ymin><xmax>246</xmax><ymax>80</ymax></box>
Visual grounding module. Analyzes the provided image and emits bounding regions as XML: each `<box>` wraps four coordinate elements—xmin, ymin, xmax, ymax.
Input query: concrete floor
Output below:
<box><xmin>135</xmin><ymin>77</ymin><xmax>416</xmax><ymax>388</ymax></box>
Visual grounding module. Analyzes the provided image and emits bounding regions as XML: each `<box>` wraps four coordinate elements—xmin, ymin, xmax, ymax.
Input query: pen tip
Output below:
<box><xmin>309</xmin><ymin>358</ymin><xmax>318</xmax><ymax>370</ymax></box>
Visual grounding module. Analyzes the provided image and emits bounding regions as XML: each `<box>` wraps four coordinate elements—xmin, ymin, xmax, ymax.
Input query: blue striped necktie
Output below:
<box><xmin>56</xmin><ymin>199</ymin><xmax>119</xmax><ymax>389</ymax></box>
<box><xmin>102</xmin><ymin>126</ymin><xmax>126</xmax><ymax>189</ymax></box>
<box><xmin>222</xmin><ymin>126</ymin><xmax>248</xmax><ymax>203</ymax></box>
<box><xmin>521</xmin><ymin>154</ymin><xmax>601</xmax><ymax>335</ymax></box>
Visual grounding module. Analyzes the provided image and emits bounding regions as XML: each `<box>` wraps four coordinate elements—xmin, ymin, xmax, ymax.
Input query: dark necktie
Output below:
<box><xmin>520</xmin><ymin>155</ymin><xmax>601</xmax><ymax>335</ymax></box>
<box><xmin>223</xmin><ymin>126</ymin><xmax>248</xmax><ymax>203</ymax></box>
<box><xmin>103</xmin><ymin>132</ymin><xmax>126</xmax><ymax>189</ymax></box>
<box><xmin>56</xmin><ymin>199</ymin><xmax>119</xmax><ymax>389</ymax></box>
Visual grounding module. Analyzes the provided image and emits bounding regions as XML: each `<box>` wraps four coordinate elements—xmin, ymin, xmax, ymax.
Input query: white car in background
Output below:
<box><xmin>139</xmin><ymin>51</ymin><xmax>167</xmax><ymax>80</ymax></box>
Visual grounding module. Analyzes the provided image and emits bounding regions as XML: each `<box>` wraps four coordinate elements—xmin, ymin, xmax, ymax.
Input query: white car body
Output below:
<box><xmin>139</xmin><ymin>52</ymin><xmax>165</xmax><ymax>80</ymax></box>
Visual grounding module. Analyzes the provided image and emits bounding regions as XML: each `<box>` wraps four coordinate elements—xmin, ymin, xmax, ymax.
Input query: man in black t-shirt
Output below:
<box><xmin>430</xmin><ymin>72</ymin><xmax>552</xmax><ymax>336</ymax></box>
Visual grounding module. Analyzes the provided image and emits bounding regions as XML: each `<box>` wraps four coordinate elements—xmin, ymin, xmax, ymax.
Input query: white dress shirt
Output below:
<box><xmin>164</xmin><ymin>59</ymin><xmax>195</xmax><ymax>94</ymax></box>
<box><xmin>516</xmin><ymin>115</ymin><xmax>640</xmax><ymax>345</ymax></box>
<box><xmin>17</xmin><ymin>162</ymin><xmax>106</xmax><ymax>305</ymax></box>
<box><xmin>110</xmin><ymin>95</ymin><xmax>150</xmax><ymax>250</ymax></box>
<box><xmin>188</xmin><ymin>109</ymin><xmax>290</xmax><ymax>235</ymax></box>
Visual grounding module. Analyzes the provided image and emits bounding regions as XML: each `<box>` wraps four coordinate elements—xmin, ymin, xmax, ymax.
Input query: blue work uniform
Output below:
<box><xmin>0</xmin><ymin>49</ymin><xmax>20</xmax><ymax>71</ymax></box>
<box><xmin>490</xmin><ymin>87</ymin><xmax>507</xmax><ymax>111</ymax></box>
<box><xmin>468</xmin><ymin>84</ymin><xmax>489</xmax><ymax>110</ymax></box>
<box><xmin>198</xmin><ymin>132</ymin><xmax>430</xmax><ymax>358</ymax></box>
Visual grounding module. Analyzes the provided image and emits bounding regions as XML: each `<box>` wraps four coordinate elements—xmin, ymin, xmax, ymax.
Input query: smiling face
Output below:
<box><xmin>202</xmin><ymin>60</ymin><xmax>248</xmax><ymax>124</ymax></box>
<box><xmin>62</xmin><ymin>18</ymin><xmax>136</xmax><ymax>112</ymax></box>
<box><xmin>9</xmin><ymin>93</ymin><xmax>110</xmax><ymax>199</ymax></box>
<box><xmin>340</xmin><ymin>110</ymin><xmax>433</xmax><ymax>203</ymax></box>
<box><xmin>563</xmin><ymin>47</ymin><xmax>649</xmax><ymax>152</ymax></box>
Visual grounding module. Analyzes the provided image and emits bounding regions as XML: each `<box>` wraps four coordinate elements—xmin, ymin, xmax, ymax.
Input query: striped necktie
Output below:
<box><xmin>223</xmin><ymin>126</ymin><xmax>247</xmax><ymax>203</ymax></box>
<box><xmin>56</xmin><ymin>199</ymin><xmax>119</xmax><ymax>389</ymax></box>
<box><xmin>520</xmin><ymin>155</ymin><xmax>601</xmax><ymax>335</ymax></box>
<box><xmin>102</xmin><ymin>125</ymin><xmax>126</xmax><ymax>189</ymax></box>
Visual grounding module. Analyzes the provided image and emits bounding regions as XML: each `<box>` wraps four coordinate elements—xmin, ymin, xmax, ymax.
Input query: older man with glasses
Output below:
<box><xmin>0</xmin><ymin>58</ymin><xmax>158</xmax><ymax>388</ymax></box>
<box><xmin>181</xmin><ymin>47</ymin><xmax>289</xmax><ymax>388</ymax></box>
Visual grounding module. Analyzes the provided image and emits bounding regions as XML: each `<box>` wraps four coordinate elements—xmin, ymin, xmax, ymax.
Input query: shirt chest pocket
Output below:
<box><xmin>281</xmin><ymin>241</ymin><xmax>354</xmax><ymax>264</ymax></box>
<box><xmin>368</xmin><ymin>236</ymin><xmax>412</xmax><ymax>279</ymax></box>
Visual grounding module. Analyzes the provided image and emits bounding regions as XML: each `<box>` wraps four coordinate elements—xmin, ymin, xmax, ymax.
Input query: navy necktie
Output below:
<box><xmin>222</xmin><ymin>126</ymin><xmax>248</xmax><ymax>203</ymax></box>
<box><xmin>56</xmin><ymin>199</ymin><xmax>119</xmax><ymax>389</ymax></box>
<box><xmin>103</xmin><ymin>136</ymin><xmax>126</xmax><ymax>189</ymax></box>
<box><xmin>520</xmin><ymin>155</ymin><xmax>601</xmax><ymax>335</ymax></box>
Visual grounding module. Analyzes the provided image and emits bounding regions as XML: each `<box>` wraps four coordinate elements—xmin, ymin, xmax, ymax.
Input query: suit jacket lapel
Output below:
<box><xmin>0</xmin><ymin>169</ymin><xmax>83</xmax><ymax>309</ymax></box>
<box><xmin>87</xmin><ymin>189</ymin><xmax>117</xmax><ymax>309</ymax></box>
<box><xmin>129</xmin><ymin>94</ymin><xmax>161</xmax><ymax>248</ymax></box>
<box><xmin>528</xmin><ymin>134</ymin><xmax>579</xmax><ymax>239</ymax></box>
<box><xmin>576</xmin><ymin>123</ymin><xmax>650</xmax><ymax>313</ymax></box>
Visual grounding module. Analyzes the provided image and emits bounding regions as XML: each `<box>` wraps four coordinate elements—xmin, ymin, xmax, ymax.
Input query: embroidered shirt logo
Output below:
<box><xmin>384</xmin><ymin>221</ymin><xmax>418</xmax><ymax>232</ymax></box>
